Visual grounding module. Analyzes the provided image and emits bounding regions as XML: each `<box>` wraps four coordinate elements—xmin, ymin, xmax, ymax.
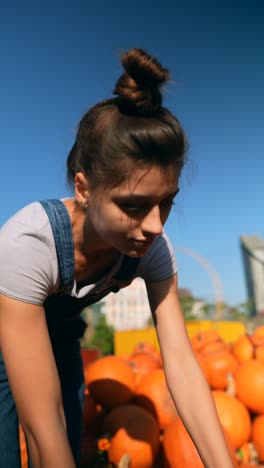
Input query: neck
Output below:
<box><xmin>63</xmin><ymin>198</ymin><xmax>116</xmax><ymax>258</ymax></box>
<box><xmin>63</xmin><ymin>198</ymin><xmax>120</xmax><ymax>283</ymax></box>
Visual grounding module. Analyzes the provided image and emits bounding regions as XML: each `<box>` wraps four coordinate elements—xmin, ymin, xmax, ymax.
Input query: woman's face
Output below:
<box><xmin>86</xmin><ymin>164</ymin><xmax>180</xmax><ymax>257</ymax></box>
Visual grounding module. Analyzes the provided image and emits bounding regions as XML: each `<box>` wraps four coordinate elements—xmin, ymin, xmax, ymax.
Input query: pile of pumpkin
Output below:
<box><xmin>19</xmin><ymin>326</ymin><xmax>264</xmax><ymax>467</ymax></box>
<box><xmin>80</xmin><ymin>327</ymin><xmax>264</xmax><ymax>468</ymax></box>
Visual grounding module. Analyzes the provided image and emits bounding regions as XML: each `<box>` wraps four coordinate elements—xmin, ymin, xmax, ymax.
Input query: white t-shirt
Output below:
<box><xmin>0</xmin><ymin>201</ymin><xmax>177</xmax><ymax>305</ymax></box>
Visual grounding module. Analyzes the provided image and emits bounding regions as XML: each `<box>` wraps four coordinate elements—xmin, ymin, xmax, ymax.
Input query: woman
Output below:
<box><xmin>0</xmin><ymin>48</ymin><xmax>234</xmax><ymax>467</ymax></box>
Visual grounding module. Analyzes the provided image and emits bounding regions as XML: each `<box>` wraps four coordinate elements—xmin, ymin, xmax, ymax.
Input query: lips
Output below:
<box><xmin>130</xmin><ymin>238</ymin><xmax>153</xmax><ymax>247</ymax></box>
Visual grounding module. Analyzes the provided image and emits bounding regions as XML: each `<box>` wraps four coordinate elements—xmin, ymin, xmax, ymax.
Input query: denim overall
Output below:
<box><xmin>0</xmin><ymin>199</ymin><xmax>140</xmax><ymax>467</ymax></box>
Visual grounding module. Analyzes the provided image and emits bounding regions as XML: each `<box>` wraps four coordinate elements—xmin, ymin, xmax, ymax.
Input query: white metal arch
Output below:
<box><xmin>175</xmin><ymin>245</ymin><xmax>225</xmax><ymax>319</ymax></box>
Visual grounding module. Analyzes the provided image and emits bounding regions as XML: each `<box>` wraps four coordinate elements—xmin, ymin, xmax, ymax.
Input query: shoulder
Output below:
<box><xmin>0</xmin><ymin>202</ymin><xmax>59</xmax><ymax>304</ymax></box>
<box><xmin>0</xmin><ymin>201</ymin><xmax>56</xmax><ymax>259</ymax></box>
<box><xmin>1</xmin><ymin>201</ymin><xmax>51</xmax><ymax>233</ymax></box>
<box><xmin>136</xmin><ymin>231</ymin><xmax>177</xmax><ymax>283</ymax></box>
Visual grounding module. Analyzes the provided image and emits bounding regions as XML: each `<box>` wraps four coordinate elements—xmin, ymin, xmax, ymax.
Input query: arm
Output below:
<box><xmin>0</xmin><ymin>294</ymin><xmax>75</xmax><ymax>468</ymax></box>
<box><xmin>146</xmin><ymin>274</ymin><xmax>235</xmax><ymax>468</ymax></box>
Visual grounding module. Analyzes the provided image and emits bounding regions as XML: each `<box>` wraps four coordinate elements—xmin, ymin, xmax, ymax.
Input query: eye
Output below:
<box><xmin>119</xmin><ymin>203</ymin><xmax>150</xmax><ymax>214</ymax></box>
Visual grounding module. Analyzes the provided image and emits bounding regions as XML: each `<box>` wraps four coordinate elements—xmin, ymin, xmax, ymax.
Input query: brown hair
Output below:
<box><xmin>67</xmin><ymin>48</ymin><xmax>187</xmax><ymax>191</ymax></box>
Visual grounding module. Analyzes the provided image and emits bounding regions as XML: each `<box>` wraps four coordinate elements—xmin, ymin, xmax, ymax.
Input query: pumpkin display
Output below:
<box><xmin>135</xmin><ymin>368</ymin><xmax>178</xmax><ymax>430</ymax></box>
<box><xmin>234</xmin><ymin>360</ymin><xmax>264</xmax><ymax>413</ymax></box>
<box><xmin>78</xmin><ymin>331</ymin><xmax>264</xmax><ymax>467</ymax></box>
<box><xmin>252</xmin><ymin>414</ymin><xmax>264</xmax><ymax>463</ymax></box>
<box><xmin>212</xmin><ymin>390</ymin><xmax>251</xmax><ymax>448</ymax></box>
<box><xmin>162</xmin><ymin>416</ymin><xmax>238</xmax><ymax>467</ymax></box>
<box><xmin>85</xmin><ymin>355</ymin><xmax>135</xmax><ymax>409</ymax></box>
<box><xmin>102</xmin><ymin>404</ymin><xmax>160</xmax><ymax>468</ymax></box>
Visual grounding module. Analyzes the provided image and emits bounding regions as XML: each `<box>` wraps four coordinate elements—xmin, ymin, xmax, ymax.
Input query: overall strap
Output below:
<box><xmin>72</xmin><ymin>254</ymin><xmax>141</xmax><ymax>306</ymax></box>
<box><xmin>39</xmin><ymin>199</ymin><xmax>74</xmax><ymax>290</ymax></box>
<box><xmin>114</xmin><ymin>256</ymin><xmax>140</xmax><ymax>283</ymax></box>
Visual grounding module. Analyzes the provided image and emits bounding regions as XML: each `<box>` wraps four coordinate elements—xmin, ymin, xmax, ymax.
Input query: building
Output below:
<box><xmin>101</xmin><ymin>277</ymin><xmax>152</xmax><ymax>330</ymax></box>
<box><xmin>240</xmin><ymin>235</ymin><xmax>264</xmax><ymax>315</ymax></box>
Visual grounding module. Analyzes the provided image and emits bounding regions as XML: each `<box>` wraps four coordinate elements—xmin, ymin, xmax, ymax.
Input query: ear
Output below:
<box><xmin>75</xmin><ymin>172</ymin><xmax>90</xmax><ymax>207</ymax></box>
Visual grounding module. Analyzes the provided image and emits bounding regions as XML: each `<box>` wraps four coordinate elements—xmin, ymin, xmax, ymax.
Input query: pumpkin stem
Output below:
<box><xmin>117</xmin><ymin>454</ymin><xmax>131</xmax><ymax>468</ymax></box>
<box><xmin>248</xmin><ymin>441</ymin><xmax>259</xmax><ymax>464</ymax></box>
<box><xmin>226</xmin><ymin>373</ymin><xmax>236</xmax><ymax>396</ymax></box>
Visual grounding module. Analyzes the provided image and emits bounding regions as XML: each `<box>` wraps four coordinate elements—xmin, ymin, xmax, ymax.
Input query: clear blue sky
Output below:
<box><xmin>1</xmin><ymin>0</ymin><xmax>263</xmax><ymax>307</ymax></box>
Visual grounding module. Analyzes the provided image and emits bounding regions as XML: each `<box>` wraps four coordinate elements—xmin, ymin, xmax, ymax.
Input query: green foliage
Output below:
<box><xmin>237</xmin><ymin>298</ymin><xmax>255</xmax><ymax>316</ymax></box>
<box><xmin>179</xmin><ymin>295</ymin><xmax>197</xmax><ymax>320</ymax></box>
<box><xmin>89</xmin><ymin>301</ymin><xmax>105</xmax><ymax>316</ymax></box>
<box><xmin>145</xmin><ymin>294</ymin><xmax>255</xmax><ymax>326</ymax></box>
<box><xmin>90</xmin><ymin>314</ymin><xmax>115</xmax><ymax>356</ymax></box>
<box><xmin>145</xmin><ymin>314</ymin><xmax>155</xmax><ymax>328</ymax></box>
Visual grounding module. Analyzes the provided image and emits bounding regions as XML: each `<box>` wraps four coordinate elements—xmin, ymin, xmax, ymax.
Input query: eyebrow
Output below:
<box><xmin>114</xmin><ymin>189</ymin><xmax>180</xmax><ymax>202</ymax></box>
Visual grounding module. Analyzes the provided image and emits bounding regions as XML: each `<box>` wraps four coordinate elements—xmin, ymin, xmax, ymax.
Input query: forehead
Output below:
<box><xmin>110</xmin><ymin>164</ymin><xmax>179</xmax><ymax>198</ymax></box>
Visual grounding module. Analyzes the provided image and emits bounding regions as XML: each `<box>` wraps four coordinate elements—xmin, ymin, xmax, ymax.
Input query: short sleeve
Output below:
<box><xmin>136</xmin><ymin>231</ymin><xmax>177</xmax><ymax>283</ymax></box>
<box><xmin>0</xmin><ymin>203</ymin><xmax>59</xmax><ymax>305</ymax></box>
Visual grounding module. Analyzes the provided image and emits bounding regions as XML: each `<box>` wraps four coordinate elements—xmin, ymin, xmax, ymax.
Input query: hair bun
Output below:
<box><xmin>114</xmin><ymin>48</ymin><xmax>169</xmax><ymax>116</ymax></box>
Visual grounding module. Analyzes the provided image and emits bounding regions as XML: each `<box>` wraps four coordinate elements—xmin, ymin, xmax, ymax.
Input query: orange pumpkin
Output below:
<box><xmin>135</xmin><ymin>368</ymin><xmax>178</xmax><ymax>430</ymax></box>
<box><xmin>252</xmin><ymin>335</ymin><xmax>264</xmax><ymax>347</ymax></box>
<box><xmin>234</xmin><ymin>359</ymin><xmax>264</xmax><ymax>413</ymax></box>
<box><xmin>201</xmin><ymin>351</ymin><xmax>239</xmax><ymax>390</ymax></box>
<box><xmin>191</xmin><ymin>330</ymin><xmax>222</xmax><ymax>353</ymax></box>
<box><xmin>232</xmin><ymin>333</ymin><xmax>264</xmax><ymax>365</ymax></box>
<box><xmin>133</xmin><ymin>341</ymin><xmax>156</xmax><ymax>355</ymax></box>
<box><xmin>255</xmin><ymin>346</ymin><xmax>264</xmax><ymax>362</ymax></box>
<box><xmin>162</xmin><ymin>416</ymin><xmax>238</xmax><ymax>467</ymax></box>
<box><xmin>102</xmin><ymin>404</ymin><xmax>160</xmax><ymax>468</ymax></box>
<box><xmin>232</xmin><ymin>335</ymin><xmax>254</xmax><ymax>363</ymax></box>
<box><xmin>252</xmin><ymin>414</ymin><xmax>264</xmax><ymax>462</ymax></box>
<box><xmin>251</xmin><ymin>326</ymin><xmax>264</xmax><ymax>344</ymax></box>
<box><xmin>128</xmin><ymin>352</ymin><xmax>160</xmax><ymax>377</ymax></box>
<box><xmin>119</xmin><ymin>353</ymin><xmax>132</xmax><ymax>361</ymax></box>
<box><xmin>199</xmin><ymin>341</ymin><xmax>230</xmax><ymax>356</ymax></box>
<box><xmin>150</xmin><ymin>350</ymin><xmax>163</xmax><ymax>367</ymax></box>
<box><xmin>85</xmin><ymin>355</ymin><xmax>135</xmax><ymax>409</ymax></box>
<box><xmin>212</xmin><ymin>390</ymin><xmax>251</xmax><ymax>449</ymax></box>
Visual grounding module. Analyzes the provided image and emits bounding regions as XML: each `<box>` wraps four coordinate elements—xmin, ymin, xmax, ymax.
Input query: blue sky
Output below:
<box><xmin>1</xmin><ymin>0</ymin><xmax>263</xmax><ymax>307</ymax></box>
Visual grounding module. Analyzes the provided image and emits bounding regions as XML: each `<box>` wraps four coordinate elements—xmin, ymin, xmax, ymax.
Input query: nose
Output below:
<box><xmin>141</xmin><ymin>205</ymin><xmax>163</xmax><ymax>237</ymax></box>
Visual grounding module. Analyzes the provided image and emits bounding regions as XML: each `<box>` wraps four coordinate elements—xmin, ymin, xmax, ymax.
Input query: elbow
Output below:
<box><xmin>21</xmin><ymin>400</ymin><xmax>67</xmax><ymax>444</ymax></box>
